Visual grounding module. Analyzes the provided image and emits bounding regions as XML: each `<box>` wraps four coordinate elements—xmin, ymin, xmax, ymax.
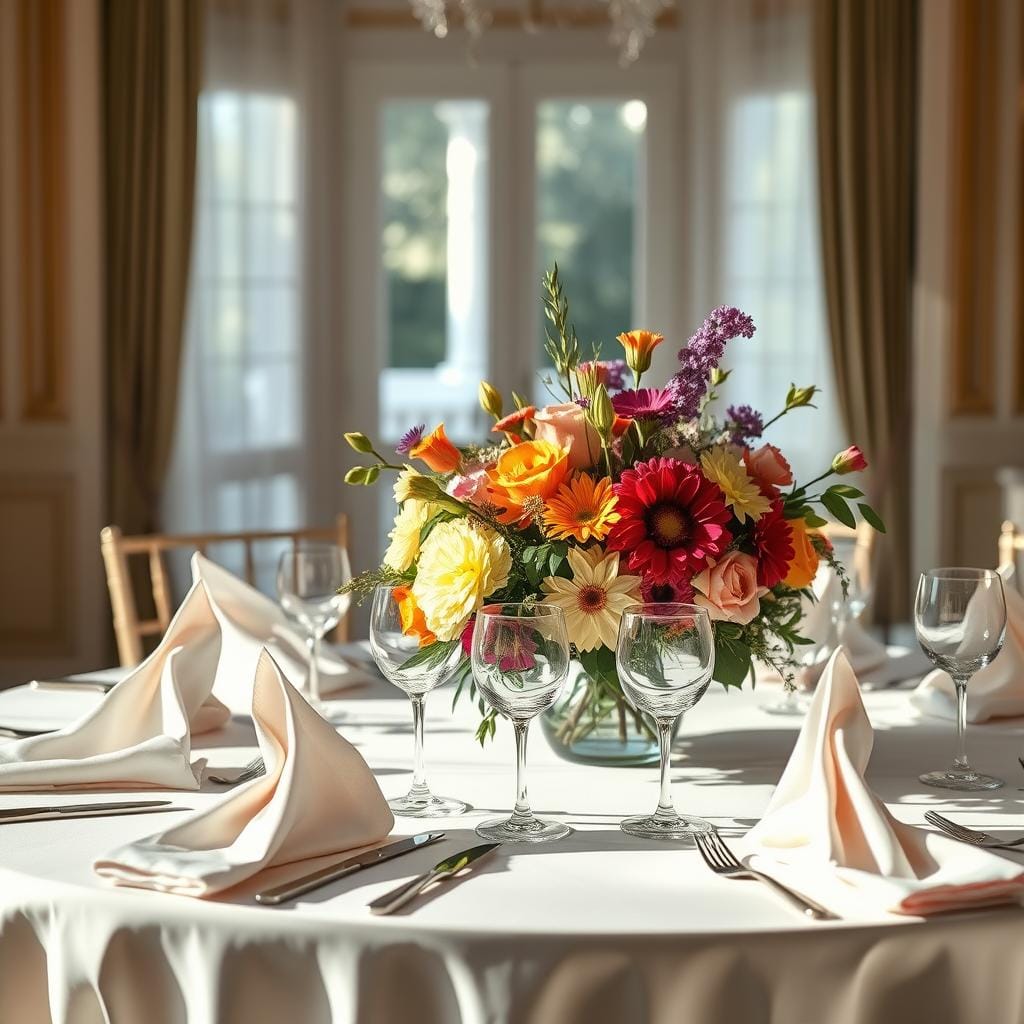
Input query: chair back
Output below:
<box><xmin>100</xmin><ymin>516</ymin><xmax>349</xmax><ymax>667</ymax></box>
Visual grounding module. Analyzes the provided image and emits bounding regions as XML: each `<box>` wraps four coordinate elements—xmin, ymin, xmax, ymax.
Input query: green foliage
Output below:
<box><xmin>398</xmin><ymin>638</ymin><xmax>460</xmax><ymax>673</ymax></box>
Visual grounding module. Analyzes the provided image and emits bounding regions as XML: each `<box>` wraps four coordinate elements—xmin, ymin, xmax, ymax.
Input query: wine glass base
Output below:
<box><xmin>476</xmin><ymin>815</ymin><xmax>573</xmax><ymax>843</ymax></box>
<box><xmin>759</xmin><ymin>695</ymin><xmax>808</xmax><ymax>717</ymax></box>
<box><xmin>388</xmin><ymin>794</ymin><xmax>469</xmax><ymax>817</ymax></box>
<box><xmin>620</xmin><ymin>813</ymin><xmax>713</xmax><ymax>840</ymax></box>
<box><xmin>919</xmin><ymin>769</ymin><xmax>1004</xmax><ymax>791</ymax></box>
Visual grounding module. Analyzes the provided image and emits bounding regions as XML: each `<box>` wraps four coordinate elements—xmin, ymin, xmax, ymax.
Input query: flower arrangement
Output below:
<box><xmin>343</xmin><ymin>266</ymin><xmax>884</xmax><ymax>748</ymax></box>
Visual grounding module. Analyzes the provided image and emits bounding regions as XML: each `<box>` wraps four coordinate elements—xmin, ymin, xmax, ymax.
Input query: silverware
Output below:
<box><xmin>694</xmin><ymin>831</ymin><xmax>839</xmax><ymax>921</ymax></box>
<box><xmin>255</xmin><ymin>831</ymin><xmax>446</xmax><ymax>905</ymax></box>
<box><xmin>0</xmin><ymin>800</ymin><xmax>178</xmax><ymax>824</ymax></box>
<box><xmin>925</xmin><ymin>810</ymin><xmax>1024</xmax><ymax>850</ymax></box>
<box><xmin>368</xmin><ymin>842</ymin><xmax>501</xmax><ymax>916</ymax></box>
<box><xmin>30</xmin><ymin>678</ymin><xmax>116</xmax><ymax>694</ymax></box>
<box><xmin>208</xmin><ymin>757</ymin><xmax>266</xmax><ymax>786</ymax></box>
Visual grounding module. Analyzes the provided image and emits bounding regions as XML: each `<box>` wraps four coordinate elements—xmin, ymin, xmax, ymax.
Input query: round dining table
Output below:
<box><xmin>0</xmin><ymin>657</ymin><xmax>1022</xmax><ymax>1024</ymax></box>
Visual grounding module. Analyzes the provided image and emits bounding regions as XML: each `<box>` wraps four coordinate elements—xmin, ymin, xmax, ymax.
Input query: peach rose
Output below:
<box><xmin>485</xmin><ymin>439</ymin><xmax>570</xmax><ymax>525</ymax></box>
<box><xmin>783</xmin><ymin>518</ymin><xmax>821</xmax><ymax>589</ymax></box>
<box><xmin>532</xmin><ymin>403</ymin><xmax>601</xmax><ymax>470</ymax></box>
<box><xmin>743</xmin><ymin>444</ymin><xmax>793</xmax><ymax>498</ymax></box>
<box><xmin>693</xmin><ymin>551</ymin><xmax>763</xmax><ymax>624</ymax></box>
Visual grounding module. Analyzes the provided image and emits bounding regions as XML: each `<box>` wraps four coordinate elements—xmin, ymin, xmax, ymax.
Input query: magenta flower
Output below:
<box><xmin>612</xmin><ymin>387</ymin><xmax>677</xmax><ymax>421</ymax></box>
<box><xmin>481</xmin><ymin>620</ymin><xmax>538</xmax><ymax>673</ymax></box>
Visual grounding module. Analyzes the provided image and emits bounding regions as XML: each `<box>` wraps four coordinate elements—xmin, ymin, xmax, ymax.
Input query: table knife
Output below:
<box><xmin>255</xmin><ymin>831</ymin><xmax>446</xmax><ymax>906</ymax></box>
<box><xmin>368</xmin><ymin>842</ymin><xmax>501</xmax><ymax>916</ymax></box>
<box><xmin>0</xmin><ymin>800</ymin><xmax>178</xmax><ymax>824</ymax></box>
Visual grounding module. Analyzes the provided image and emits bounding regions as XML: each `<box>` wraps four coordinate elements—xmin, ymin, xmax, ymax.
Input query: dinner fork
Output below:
<box><xmin>208</xmin><ymin>757</ymin><xmax>266</xmax><ymax>786</ymax></box>
<box><xmin>924</xmin><ymin>810</ymin><xmax>1024</xmax><ymax>850</ymax></box>
<box><xmin>693</xmin><ymin>830</ymin><xmax>839</xmax><ymax>921</ymax></box>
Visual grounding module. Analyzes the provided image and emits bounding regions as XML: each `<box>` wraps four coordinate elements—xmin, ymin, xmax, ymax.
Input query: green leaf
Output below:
<box><xmin>713</xmin><ymin>634</ymin><xmax>753</xmax><ymax>688</ymax></box>
<box><xmin>858</xmin><ymin>502</ymin><xmax>887</xmax><ymax>534</ymax></box>
<box><xmin>821</xmin><ymin>491</ymin><xmax>856</xmax><ymax>529</ymax></box>
<box><xmin>803</xmin><ymin>512</ymin><xmax>828</xmax><ymax>528</ymax></box>
<box><xmin>829</xmin><ymin>484</ymin><xmax>863</xmax><ymax>499</ymax></box>
<box><xmin>398</xmin><ymin>639</ymin><xmax>459</xmax><ymax>673</ymax></box>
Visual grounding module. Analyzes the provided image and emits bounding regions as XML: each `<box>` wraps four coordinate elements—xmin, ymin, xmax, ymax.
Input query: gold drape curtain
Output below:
<box><xmin>103</xmin><ymin>0</ymin><xmax>202</xmax><ymax>534</ymax></box>
<box><xmin>813</xmin><ymin>0</ymin><xmax>917</xmax><ymax>625</ymax></box>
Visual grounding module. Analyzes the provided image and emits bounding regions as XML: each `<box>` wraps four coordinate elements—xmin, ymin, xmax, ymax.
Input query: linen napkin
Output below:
<box><xmin>912</xmin><ymin>567</ymin><xmax>1024</xmax><ymax>724</ymax></box>
<box><xmin>192</xmin><ymin>553</ymin><xmax>367</xmax><ymax>711</ymax></box>
<box><xmin>746</xmin><ymin>648</ymin><xmax>1024</xmax><ymax>917</ymax></box>
<box><xmin>95</xmin><ymin>650</ymin><xmax>394</xmax><ymax>897</ymax></box>
<box><xmin>0</xmin><ymin>581</ymin><xmax>230</xmax><ymax>791</ymax></box>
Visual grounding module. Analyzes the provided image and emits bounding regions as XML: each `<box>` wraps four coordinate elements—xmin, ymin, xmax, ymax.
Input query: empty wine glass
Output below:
<box><xmin>915</xmin><ymin>567</ymin><xmax>1007</xmax><ymax>790</ymax></box>
<box><xmin>369</xmin><ymin>586</ymin><xmax>468</xmax><ymax>817</ymax></box>
<box><xmin>831</xmin><ymin>535</ymin><xmax>873</xmax><ymax>632</ymax></box>
<box><xmin>276</xmin><ymin>544</ymin><xmax>351</xmax><ymax>714</ymax></box>
<box><xmin>616</xmin><ymin>603</ymin><xmax>715</xmax><ymax>839</ymax></box>
<box><xmin>472</xmin><ymin>603</ymin><xmax>571</xmax><ymax>843</ymax></box>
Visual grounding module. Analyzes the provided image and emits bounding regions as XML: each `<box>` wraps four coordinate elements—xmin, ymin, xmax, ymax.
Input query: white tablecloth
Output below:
<box><xmin>1</xmin><ymin>661</ymin><xmax>1023</xmax><ymax>1024</ymax></box>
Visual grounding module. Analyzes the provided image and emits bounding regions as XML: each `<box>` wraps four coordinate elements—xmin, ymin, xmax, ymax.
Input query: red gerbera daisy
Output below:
<box><xmin>753</xmin><ymin>499</ymin><xmax>795</xmax><ymax>588</ymax></box>
<box><xmin>640</xmin><ymin>575</ymin><xmax>696</xmax><ymax>605</ymax></box>
<box><xmin>607</xmin><ymin>457</ymin><xmax>733</xmax><ymax>584</ymax></box>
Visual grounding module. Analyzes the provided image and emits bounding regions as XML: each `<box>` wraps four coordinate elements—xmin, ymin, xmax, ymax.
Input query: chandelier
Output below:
<box><xmin>408</xmin><ymin>1</ymin><xmax>672</xmax><ymax>65</ymax></box>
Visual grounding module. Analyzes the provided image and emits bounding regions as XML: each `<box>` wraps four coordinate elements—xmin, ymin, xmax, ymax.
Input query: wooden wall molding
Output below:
<box><xmin>949</xmin><ymin>0</ymin><xmax>1000</xmax><ymax>417</ymax></box>
<box><xmin>16</xmin><ymin>0</ymin><xmax>69</xmax><ymax>423</ymax></box>
<box><xmin>941</xmin><ymin>467</ymin><xmax>1004</xmax><ymax>568</ymax></box>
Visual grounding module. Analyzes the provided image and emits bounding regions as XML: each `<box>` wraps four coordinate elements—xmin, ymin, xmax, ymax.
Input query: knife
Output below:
<box><xmin>0</xmin><ymin>800</ymin><xmax>178</xmax><ymax>824</ymax></box>
<box><xmin>368</xmin><ymin>842</ymin><xmax>501</xmax><ymax>916</ymax></box>
<box><xmin>254</xmin><ymin>831</ymin><xmax>446</xmax><ymax>906</ymax></box>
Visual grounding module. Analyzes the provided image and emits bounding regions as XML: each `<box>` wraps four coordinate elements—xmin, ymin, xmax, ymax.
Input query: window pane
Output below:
<box><xmin>536</xmin><ymin>99</ymin><xmax>645</xmax><ymax>368</ymax></box>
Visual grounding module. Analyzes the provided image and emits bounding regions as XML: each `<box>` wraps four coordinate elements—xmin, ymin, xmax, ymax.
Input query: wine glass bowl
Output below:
<box><xmin>472</xmin><ymin>603</ymin><xmax>571</xmax><ymax>843</ymax></box>
<box><xmin>915</xmin><ymin>568</ymin><xmax>1007</xmax><ymax>791</ymax></box>
<box><xmin>616</xmin><ymin>603</ymin><xmax>715</xmax><ymax>839</ymax></box>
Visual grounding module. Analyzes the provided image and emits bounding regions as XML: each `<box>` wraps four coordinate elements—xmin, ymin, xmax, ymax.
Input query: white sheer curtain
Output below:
<box><xmin>678</xmin><ymin>0</ymin><xmax>843</xmax><ymax>481</ymax></box>
<box><xmin>163</xmin><ymin>0</ymin><xmax>344</xmax><ymax>592</ymax></box>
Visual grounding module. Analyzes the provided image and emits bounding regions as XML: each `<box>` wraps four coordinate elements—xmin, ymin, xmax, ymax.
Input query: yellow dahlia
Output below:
<box><xmin>383</xmin><ymin>499</ymin><xmax>435</xmax><ymax>572</ymax></box>
<box><xmin>543</xmin><ymin>474</ymin><xmax>620</xmax><ymax>543</ymax></box>
<box><xmin>540</xmin><ymin>546</ymin><xmax>641</xmax><ymax>652</ymax></box>
<box><xmin>412</xmin><ymin>520</ymin><xmax>512</xmax><ymax>641</ymax></box>
<box><xmin>699</xmin><ymin>447</ymin><xmax>771</xmax><ymax>524</ymax></box>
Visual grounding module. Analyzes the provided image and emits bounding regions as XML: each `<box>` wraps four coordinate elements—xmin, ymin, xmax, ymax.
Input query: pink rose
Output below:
<box><xmin>447</xmin><ymin>466</ymin><xmax>491</xmax><ymax>504</ymax></box>
<box><xmin>743</xmin><ymin>444</ymin><xmax>793</xmax><ymax>498</ymax></box>
<box><xmin>831</xmin><ymin>445</ymin><xmax>868</xmax><ymax>475</ymax></box>
<box><xmin>532</xmin><ymin>403</ymin><xmax>601</xmax><ymax>470</ymax></box>
<box><xmin>693</xmin><ymin>551</ymin><xmax>763</xmax><ymax>625</ymax></box>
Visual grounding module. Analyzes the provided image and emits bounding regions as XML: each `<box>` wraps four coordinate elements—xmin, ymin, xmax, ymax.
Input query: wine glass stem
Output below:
<box><xmin>655</xmin><ymin>719</ymin><xmax>677</xmax><ymax>822</ymax></box>
<box><xmin>409</xmin><ymin>694</ymin><xmax>430</xmax><ymax>799</ymax></box>
<box><xmin>309</xmin><ymin>631</ymin><xmax>322</xmax><ymax>704</ymax></box>
<box><xmin>953</xmin><ymin>675</ymin><xmax>971</xmax><ymax>772</ymax></box>
<box><xmin>510</xmin><ymin>720</ymin><xmax>534</xmax><ymax>826</ymax></box>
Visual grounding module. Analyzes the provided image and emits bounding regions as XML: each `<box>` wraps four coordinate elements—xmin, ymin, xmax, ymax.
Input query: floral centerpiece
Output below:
<box><xmin>343</xmin><ymin>267</ymin><xmax>883</xmax><ymax>764</ymax></box>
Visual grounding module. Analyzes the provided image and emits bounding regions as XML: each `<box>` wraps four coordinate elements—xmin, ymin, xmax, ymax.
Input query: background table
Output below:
<box><xmin>1</xmin><ymin>664</ymin><xmax>1023</xmax><ymax>1024</ymax></box>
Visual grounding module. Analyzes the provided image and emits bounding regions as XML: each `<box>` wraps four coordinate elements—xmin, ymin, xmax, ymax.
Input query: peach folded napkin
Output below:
<box><xmin>94</xmin><ymin>651</ymin><xmax>394</xmax><ymax>897</ymax></box>
<box><xmin>746</xmin><ymin>648</ymin><xmax>1024</xmax><ymax>917</ymax></box>
<box><xmin>0</xmin><ymin>582</ymin><xmax>230</xmax><ymax>791</ymax></box>
<box><xmin>912</xmin><ymin>567</ymin><xmax>1024</xmax><ymax>724</ymax></box>
<box><xmin>193</xmin><ymin>553</ymin><xmax>368</xmax><ymax>711</ymax></box>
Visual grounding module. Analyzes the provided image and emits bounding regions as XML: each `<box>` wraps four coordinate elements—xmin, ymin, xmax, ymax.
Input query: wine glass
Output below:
<box><xmin>471</xmin><ymin>603</ymin><xmax>571</xmax><ymax>843</ymax></box>
<box><xmin>915</xmin><ymin>568</ymin><xmax>1007</xmax><ymax>790</ymax></box>
<box><xmin>276</xmin><ymin>544</ymin><xmax>351</xmax><ymax>714</ymax></box>
<box><xmin>616</xmin><ymin>603</ymin><xmax>715</xmax><ymax>839</ymax></box>
<box><xmin>831</xmin><ymin>535</ymin><xmax>873</xmax><ymax>633</ymax></box>
<box><xmin>369</xmin><ymin>586</ymin><xmax>468</xmax><ymax>816</ymax></box>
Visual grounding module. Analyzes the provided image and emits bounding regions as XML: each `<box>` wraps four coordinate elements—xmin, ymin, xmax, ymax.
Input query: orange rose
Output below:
<box><xmin>783</xmin><ymin>518</ymin><xmax>821</xmax><ymax>589</ymax></box>
<box><xmin>693</xmin><ymin>551</ymin><xmax>763</xmax><ymax>625</ymax></box>
<box><xmin>392</xmin><ymin>586</ymin><xmax>436</xmax><ymax>648</ymax></box>
<box><xmin>410</xmin><ymin>424</ymin><xmax>462</xmax><ymax>474</ymax></box>
<box><xmin>485</xmin><ymin>439</ymin><xmax>570</xmax><ymax>525</ymax></box>
<box><xmin>616</xmin><ymin>329</ymin><xmax>665</xmax><ymax>375</ymax></box>
<box><xmin>743</xmin><ymin>444</ymin><xmax>793</xmax><ymax>498</ymax></box>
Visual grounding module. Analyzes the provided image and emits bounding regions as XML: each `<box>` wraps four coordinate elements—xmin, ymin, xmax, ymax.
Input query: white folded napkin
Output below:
<box><xmin>193</xmin><ymin>553</ymin><xmax>366</xmax><ymax>711</ymax></box>
<box><xmin>746</xmin><ymin>648</ymin><xmax>1024</xmax><ymax>917</ymax></box>
<box><xmin>95</xmin><ymin>650</ymin><xmax>394</xmax><ymax>897</ymax></box>
<box><xmin>912</xmin><ymin>567</ymin><xmax>1024</xmax><ymax>724</ymax></box>
<box><xmin>0</xmin><ymin>581</ymin><xmax>230</xmax><ymax>791</ymax></box>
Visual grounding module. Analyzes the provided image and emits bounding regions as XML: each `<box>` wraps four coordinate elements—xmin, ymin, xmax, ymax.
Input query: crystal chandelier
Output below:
<box><xmin>408</xmin><ymin>1</ymin><xmax>671</xmax><ymax>65</ymax></box>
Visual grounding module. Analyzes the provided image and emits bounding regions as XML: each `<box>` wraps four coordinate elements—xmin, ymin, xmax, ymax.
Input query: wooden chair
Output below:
<box><xmin>100</xmin><ymin>515</ymin><xmax>350</xmax><ymax>667</ymax></box>
<box><xmin>998</xmin><ymin>520</ymin><xmax>1023</xmax><ymax>575</ymax></box>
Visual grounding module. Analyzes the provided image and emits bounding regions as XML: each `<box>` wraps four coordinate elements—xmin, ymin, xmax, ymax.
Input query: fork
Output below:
<box><xmin>693</xmin><ymin>830</ymin><xmax>839</xmax><ymax>921</ymax></box>
<box><xmin>208</xmin><ymin>757</ymin><xmax>266</xmax><ymax>786</ymax></box>
<box><xmin>924</xmin><ymin>810</ymin><xmax>1024</xmax><ymax>850</ymax></box>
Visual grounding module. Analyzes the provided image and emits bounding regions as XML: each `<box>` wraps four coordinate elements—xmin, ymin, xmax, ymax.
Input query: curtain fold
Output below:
<box><xmin>812</xmin><ymin>0</ymin><xmax>917</xmax><ymax>625</ymax></box>
<box><xmin>104</xmin><ymin>0</ymin><xmax>202</xmax><ymax>534</ymax></box>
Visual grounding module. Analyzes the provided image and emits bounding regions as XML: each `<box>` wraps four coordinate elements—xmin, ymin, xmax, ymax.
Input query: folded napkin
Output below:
<box><xmin>95</xmin><ymin>650</ymin><xmax>393</xmax><ymax>897</ymax></box>
<box><xmin>746</xmin><ymin>648</ymin><xmax>1024</xmax><ymax>917</ymax></box>
<box><xmin>193</xmin><ymin>553</ymin><xmax>366</xmax><ymax>711</ymax></box>
<box><xmin>0</xmin><ymin>582</ymin><xmax>230</xmax><ymax>791</ymax></box>
<box><xmin>912</xmin><ymin>567</ymin><xmax>1024</xmax><ymax>724</ymax></box>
